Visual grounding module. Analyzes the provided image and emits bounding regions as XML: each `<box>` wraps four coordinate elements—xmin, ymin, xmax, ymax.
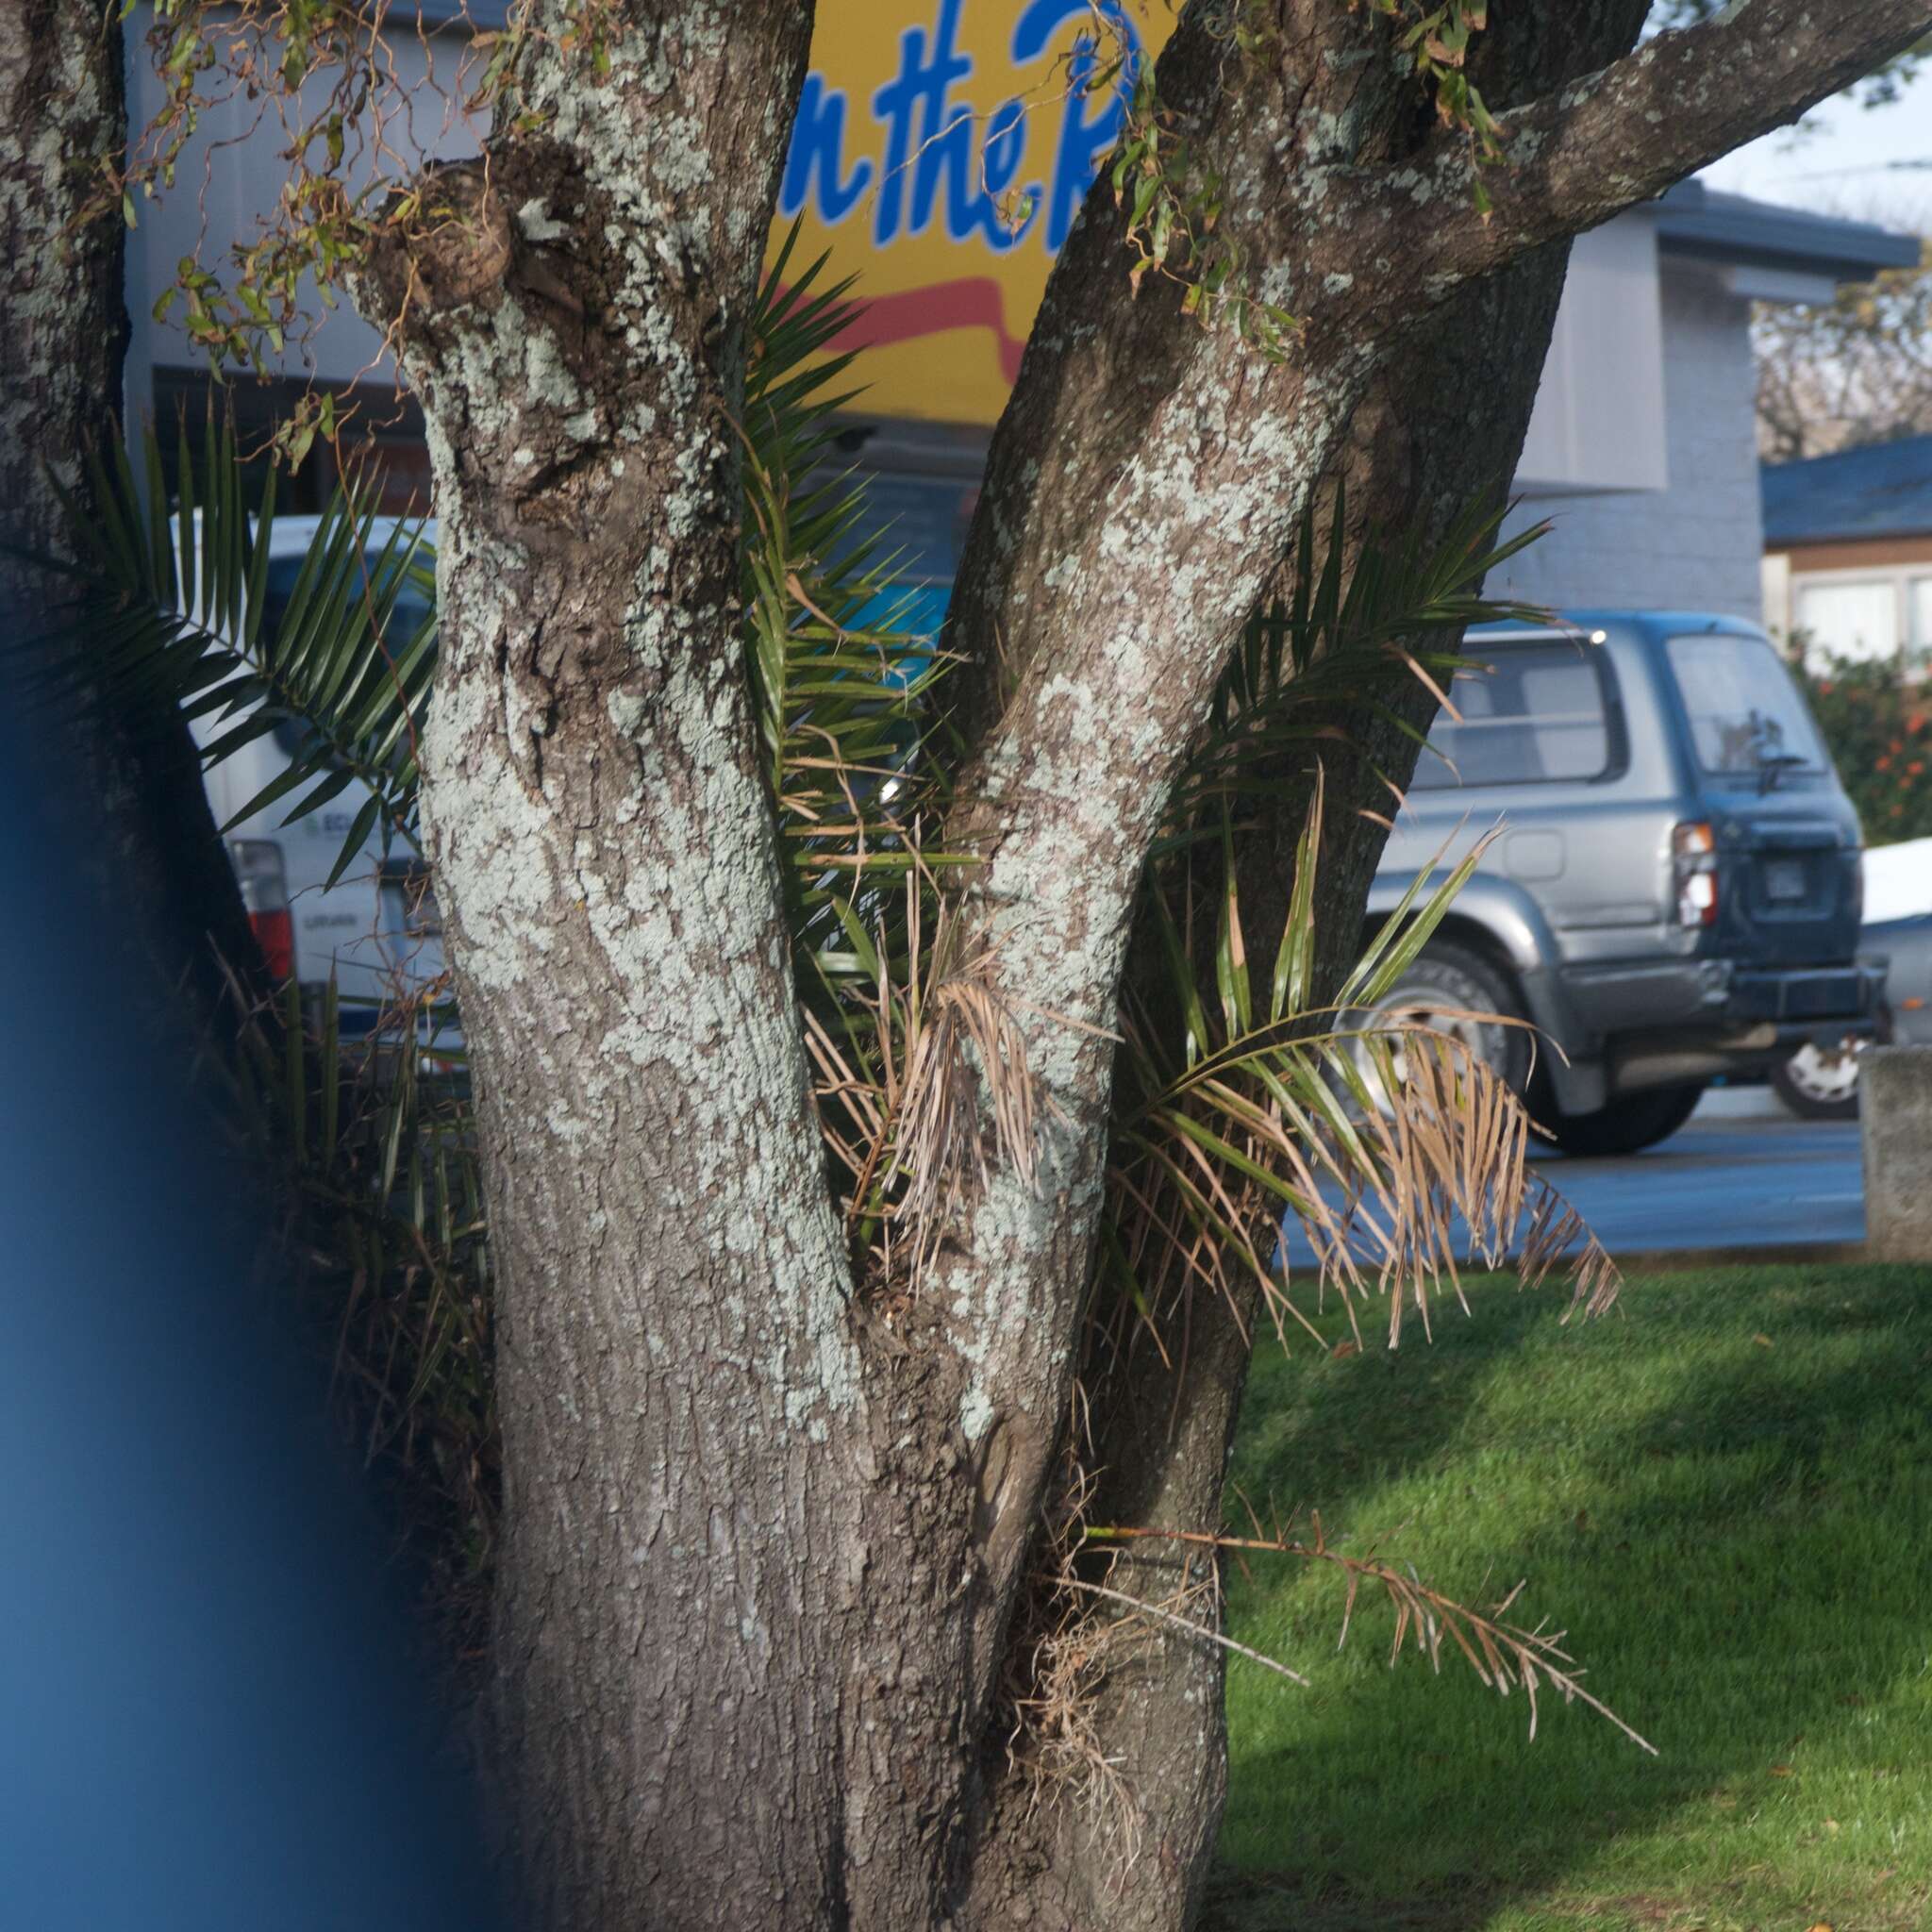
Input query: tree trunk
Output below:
<box><xmin>331</xmin><ymin>2</ymin><xmax>1930</xmax><ymax>1926</ymax></box>
<box><xmin>0</xmin><ymin>0</ymin><xmax>261</xmax><ymax>1040</ymax></box>
<box><xmin>359</xmin><ymin>14</ymin><xmax>1005</xmax><ymax>1927</ymax></box>
<box><xmin>948</xmin><ymin>8</ymin><xmax>1667</xmax><ymax>1924</ymax></box>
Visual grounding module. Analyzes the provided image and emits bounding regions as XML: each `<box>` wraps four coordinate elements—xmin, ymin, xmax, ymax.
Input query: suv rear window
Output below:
<box><xmin>261</xmin><ymin>552</ymin><xmax>432</xmax><ymax>763</ymax></box>
<box><xmin>1411</xmin><ymin>638</ymin><xmax>1613</xmax><ymax>790</ymax></box>
<box><xmin>1665</xmin><ymin>632</ymin><xmax>1825</xmax><ymax>776</ymax></box>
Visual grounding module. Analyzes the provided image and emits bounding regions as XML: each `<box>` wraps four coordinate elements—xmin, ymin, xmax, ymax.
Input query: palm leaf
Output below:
<box><xmin>42</xmin><ymin>407</ymin><xmax>434</xmax><ymax>887</ymax></box>
<box><xmin>1102</xmin><ymin>771</ymin><xmax>1618</xmax><ymax>1357</ymax></box>
<box><xmin>1176</xmin><ymin>485</ymin><xmax>1557</xmax><ymax>830</ymax></box>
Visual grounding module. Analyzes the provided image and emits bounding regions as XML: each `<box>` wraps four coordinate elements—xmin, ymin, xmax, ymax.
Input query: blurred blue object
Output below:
<box><xmin>0</xmin><ymin>693</ymin><xmax>501</xmax><ymax>1928</ymax></box>
<box><xmin>851</xmin><ymin>580</ymin><xmax>948</xmax><ymax>687</ymax></box>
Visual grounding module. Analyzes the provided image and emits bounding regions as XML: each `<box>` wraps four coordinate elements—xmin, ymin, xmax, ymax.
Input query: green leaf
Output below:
<box><xmin>1215</xmin><ymin>808</ymin><xmax>1252</xmax><ymax>1036</ymax></box>
<box><xmin>325</xmin><ymin>792</ymin><xmax>384</xmax><ymax>890</ymax></box>
<box><xmin>1272</xmin><ymin>768</ymin><xmax>1324</xmax><ymax>1022</ymax></box>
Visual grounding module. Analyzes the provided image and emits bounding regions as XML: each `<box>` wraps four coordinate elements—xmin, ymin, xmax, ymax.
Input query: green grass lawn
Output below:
<box><xmin>1208</xmin><ymin>1261</ymin><xmax>1932</xmax><ymax>1932</ymax></box>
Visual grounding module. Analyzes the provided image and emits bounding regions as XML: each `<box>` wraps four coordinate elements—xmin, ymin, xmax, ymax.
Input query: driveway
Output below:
<box><xmin>1531</xmin><ymin>1087</ymin><xmax>1864</xmax><ymax>1256</ymax></box>
<box><xmin>1278</xmin><ymin>1087</ymin><xmax>1864</xmax><ymax>1270</ymax></box>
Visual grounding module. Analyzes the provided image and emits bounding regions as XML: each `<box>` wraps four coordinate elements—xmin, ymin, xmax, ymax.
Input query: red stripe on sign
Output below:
<box><xmin>830</xmin><ymin>277</ymin><xmax>1026</xmax><ymax>384</ymax></box>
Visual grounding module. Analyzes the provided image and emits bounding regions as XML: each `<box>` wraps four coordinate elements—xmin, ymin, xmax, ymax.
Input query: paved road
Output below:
<box><xmin>1280</xmin><ymin>1088</ymin><xmax>1865</xmax><ymax>1267</ymax></box>
<box><xmin>1531</xmin><ymin>1092</ymin><xmax>1864</xmax><ymax>1256</ymax></box>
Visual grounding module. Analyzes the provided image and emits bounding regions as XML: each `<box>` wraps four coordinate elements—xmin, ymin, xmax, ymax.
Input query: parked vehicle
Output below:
<box><xmin>1363</xmin><ymin>612</ymin><xmax>1883</xmax><ymax>1155</ymax></box>
<box><xmin>192</xmin><ymin>514</ymin><xmax>450</xmax><ymax>1030</ymax></box>
<box><xmin>1772</xmin><ymin>836</ymin><xmax>1932</xmax><ymax>1119</ymax></box>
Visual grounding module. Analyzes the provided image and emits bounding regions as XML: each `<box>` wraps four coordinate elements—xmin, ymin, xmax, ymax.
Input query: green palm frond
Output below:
<box><xmin>1168</xmin><ymin>486</ymin><xmax>1554</xmax><ymax>834</ymax></box>
<box><xmin>53</xmin><ymin>231</ymin><xmax>947</xmax><ymax>921</ymax></box>
<box><xmin>48</xmin><ymin>407</ymin><xmax>434</xmax><ymax>887</ymax></box>
<box><xmin>739</xmin><ymin>226</ymin><xmax>971</xmax><ymax>1174</ymax></box>
<box><xmin>743</xmin><ymin>228</ymin><xmax>956</xmax><ymax>939</ymax></box>
<box><xmin>1101</xmin><ymin>768</ymin><xmax>1618</xmax><ymax>1358</ymax></box>
<box><xmin>211</xmin><ymin>968</ymin><xmax>493</xmax><ymax>1635</ymax></box>
<box><xmin>49</xmin><ymin>235</ymin><xmax>952</xmax><ymax>1281</ymax></box>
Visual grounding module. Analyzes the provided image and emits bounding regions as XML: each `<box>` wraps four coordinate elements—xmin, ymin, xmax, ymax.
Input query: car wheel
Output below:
<box><xmin>1770</xmin><ymin>1036</ymin><xmax>1863</xmax><ymax>1121</ymax></box>
<box><xmin>1343</xmin><ymin>941</ymin><xmax>1530</xmax><ymax>1113</ymax></box>
<box><xmin>1540</xmin><ymin>1081</ymin><xmax>1707</xmax><ymax>1158</ymax></box>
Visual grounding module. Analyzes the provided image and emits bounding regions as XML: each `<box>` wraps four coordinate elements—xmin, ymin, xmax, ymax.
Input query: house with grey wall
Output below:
<box><xmin>1491</xmin><ymin>186</ymin><xmax>1916</xmax><ymax>621</ymax></box>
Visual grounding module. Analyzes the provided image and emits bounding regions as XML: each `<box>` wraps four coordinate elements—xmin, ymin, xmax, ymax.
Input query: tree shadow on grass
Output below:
<box><xmin>1200</xmin><ymin>1262</ymin><xmax>1932</xmax><ymax>1932</ymax></box>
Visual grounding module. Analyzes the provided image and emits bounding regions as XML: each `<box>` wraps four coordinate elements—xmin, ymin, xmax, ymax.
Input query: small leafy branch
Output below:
<box><xmin>1363</xmin><ymin>0</ymin><xmax>1507</xmax><ymax>214</ymax></box>
<box><xmin>1092</xmin><ymin>0</ymin><xmax>1499</xmax><ymax>343</ymax></box>
<box><xmin>112</xmin><ymin>2</ymin><xmax>397</xmax><ymax>374</ymax></box>
<box><xmin>1074</xmin><ymin>3</ymin><xmax>1300</xmax><ymax>355</ymax></box>
<box><xmin>99</xmin><ymin>1</ymin><xmax>625</xmax><ymax>379</ymax></box>
<box><xmin>1110</xmin><ymin>68</ymin><xmax>1299</xmax><ymax>352</ymax></box>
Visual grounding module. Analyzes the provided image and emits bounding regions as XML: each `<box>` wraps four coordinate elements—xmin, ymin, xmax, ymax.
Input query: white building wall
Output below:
<box><xmin>1494</xmin><ymin>260</ymin><xmax>1766</xmax><ymax>621</ymax></box>
<box><xmin>1513</xmin><ymin>213</ymin><xmax>1668</xmax><ymax>496</ymax></box>
<box><xmin>123</xmin><ymin>25</ymin><xmax>480</xmax><ymax>420</ymax></box>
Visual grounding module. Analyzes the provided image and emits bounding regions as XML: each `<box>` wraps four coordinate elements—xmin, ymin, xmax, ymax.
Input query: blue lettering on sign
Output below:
<box><xmin>873</xmin><ymin>0</ymin><xmax>974</xmax><ymax>244</ymax></box>
<box><xmin>1010</xmin><ymin>0</ymin><xmax>1136</xmax><ymax>253</ymax></box>
<box><xmin>782</xmin><ymin>0</ymin><xmax>1140</xmax><ymax>257</ymax></box>
<box><xmin>780</xmin><ymin>74</ymin><xmax>874</xmax><ymax>224</ymax></box>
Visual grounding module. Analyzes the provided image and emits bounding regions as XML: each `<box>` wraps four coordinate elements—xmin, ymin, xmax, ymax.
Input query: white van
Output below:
<box><xmin>191</xmin><ymin>514</ymin><xmax>451</xmax><ymax>1035</ymax></box>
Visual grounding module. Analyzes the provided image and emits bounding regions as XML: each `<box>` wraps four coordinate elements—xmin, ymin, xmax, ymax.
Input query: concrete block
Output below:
<box><xmin>1861</xmin><ymin>1046</ymin><xmax>1932</xmax><ymax>1262</ymax></box>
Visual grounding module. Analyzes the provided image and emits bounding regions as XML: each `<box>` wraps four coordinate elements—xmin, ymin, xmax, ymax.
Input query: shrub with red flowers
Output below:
<box><xmin>1792</xmin><ymin>643</ymin><xmax>1932</xmax><ymax>844</ymax></box>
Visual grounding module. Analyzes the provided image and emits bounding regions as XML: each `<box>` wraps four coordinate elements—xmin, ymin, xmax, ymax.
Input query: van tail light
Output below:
<box><xmin>1672</xmin><ymin>821</ymin><xmax>1719</xmax><ymax>928</ymax></box>
<box><xmin>230</xmin><ymin>839</ymin><xmax>294</xmax><ymax>980</ymax></box>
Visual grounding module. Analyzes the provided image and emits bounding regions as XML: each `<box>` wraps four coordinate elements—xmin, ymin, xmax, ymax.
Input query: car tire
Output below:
<box><xmin>1540</xmin><ymin>1081</ymin><xmax>1707</xmax><ymax>1158</ymax></box>
<box><xmin>1770</xmin><ymin>1038</ymin><xmax>1863</xmax><ymax>1122</ymax></box>
<box><xmin>1344</xmin><ymin>941</ymin><xmax>1531</xmax><ymax>1110</ymax></box>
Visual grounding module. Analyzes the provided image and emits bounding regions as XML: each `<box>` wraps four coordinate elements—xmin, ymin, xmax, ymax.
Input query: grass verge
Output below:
<box><xmin>1208</xmin><ymin>1261</ymin><xmax>1932</xmax><ymax>1932</ymax></box>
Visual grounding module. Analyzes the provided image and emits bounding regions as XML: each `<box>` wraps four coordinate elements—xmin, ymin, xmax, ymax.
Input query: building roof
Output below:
<box><xmin>1655</xmin><ymin>180</ymin><xmax>1921</xmax><ymax>281</ymax></box>
<box><xmin>1761</xmin><ymin>434</ymin><xmax>1932</xmax><ymax>546</ymax></box>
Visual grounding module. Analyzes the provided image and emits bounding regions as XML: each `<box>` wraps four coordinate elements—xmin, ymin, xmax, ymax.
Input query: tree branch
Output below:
<box><xmin>1369</xmin><ymin>0</ymin><xmax>1932</xmax><ymax>303</ymax></box>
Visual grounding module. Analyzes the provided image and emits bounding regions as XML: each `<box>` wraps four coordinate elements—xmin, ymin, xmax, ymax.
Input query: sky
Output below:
<box><xmin>1701</xmin><ymin>64</ymin><xmax>1932</xmax><ymax>235</ymax></box>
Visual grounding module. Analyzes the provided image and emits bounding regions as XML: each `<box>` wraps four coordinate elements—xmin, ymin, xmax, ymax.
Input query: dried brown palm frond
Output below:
<box><xmin>890</xmin><ymin>889</ymin><xmax>1041</xmax><ymax>1238</ymax></box>
<box><xmin>803</xmin><ymin>871</ymin><xmax>1044</xmax><ymax>1287</ymax></box>
<box><xmin>996</xmin><ymin>1457</ymin><xmax>1150</xmax><ymax>1857</ymax></box>
<box><xmin>1082</xmin><ymin>1511</ymin><xmax>1656</xmax><ymax>1754</ymax></box>
<box><xmin>1303</xmin><ymin>1020</ymin><xmax>1622</xmax><ymax>1341</ymax></box>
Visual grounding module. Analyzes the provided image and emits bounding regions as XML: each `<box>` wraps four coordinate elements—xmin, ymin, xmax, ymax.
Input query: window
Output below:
<box><xmin>1666</xmin><ymin>632</ymin><xmax>1826</xmax><ymax>776</ymax></box>
<box><xmin>1411</xmin><ymin>639</ymin><xmax>1613</xmax><ymax>790</ymax></box>
<box><xmin>1795</xmin><ymin>579</ymin><xmax>1898</xmax><ymax>662</ymax></box>
<box><xmin>1911</xmin><ymin>576</ymin><xmax>1932</xmax><ymax>658</ymax></box>
<box><xmin>258</xmin><ymin>552</ymin><xmax>433</xmax><ymax>647</ymax></box>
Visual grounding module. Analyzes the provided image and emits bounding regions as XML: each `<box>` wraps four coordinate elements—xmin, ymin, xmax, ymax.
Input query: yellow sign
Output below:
<box><xmin>772</xmin><ymin>3</ymin><xmax>1172</xmax><ymax>426</ymax></box>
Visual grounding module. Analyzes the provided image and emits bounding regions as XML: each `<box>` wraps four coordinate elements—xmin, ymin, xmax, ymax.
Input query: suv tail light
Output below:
<box><xmin>230</xmin><ymin>839</ymin><xmax>294</xmax><ymax>979</ymax></box>
<box><xmin>1672</xmin><ymin>821</ymin><xmax>1719</xmax><ymax>928</ymax></box>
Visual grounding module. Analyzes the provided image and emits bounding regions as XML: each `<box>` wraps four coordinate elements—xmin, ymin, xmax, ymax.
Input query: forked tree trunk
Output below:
<box><xmin>955</xmin><ymin>13</ymin><xmax>1660</xmax><ymax>1921</ymax></box>
<box><xmin>343</xmin><ymin>2</ymin><xmax>1930</xmax><ymax>1927</ymax></box>
<box><xmin>361</xmin><ymin>16</ymin><xmax>1024</xmax><ymax>1927</ymax></box>
<box><xmin>1</xmin><ymin>0</ymin><xmax>259</xmax><ymax>1039</ymax></box>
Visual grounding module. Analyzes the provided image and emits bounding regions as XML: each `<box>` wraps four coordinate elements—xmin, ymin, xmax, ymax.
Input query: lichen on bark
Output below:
<box><xmin>282</xmin><ymin>2</ymin><xmax>1932</xmax><ymax>1927</ymax></box>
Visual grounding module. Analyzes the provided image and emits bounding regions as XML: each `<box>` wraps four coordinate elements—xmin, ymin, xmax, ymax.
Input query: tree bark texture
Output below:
<box><xmin>951</xmin><ymin>8</ymin><xmax>1671</xmax><ymax>1919</ymax></box>
<box><xmin>365</xmin><ymin>8</ymin><xmax>1011</xmax><ymax>1926</ymax></box>
<box><xmin>347</xmin><ymin>2</ymin><xmax>1932</xmax><ymax>1927</ymax></box>
<box><xmin>0</xmin><ymin>0</ymin><xmax>260</xmax><ymax>1041</ymax></box>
